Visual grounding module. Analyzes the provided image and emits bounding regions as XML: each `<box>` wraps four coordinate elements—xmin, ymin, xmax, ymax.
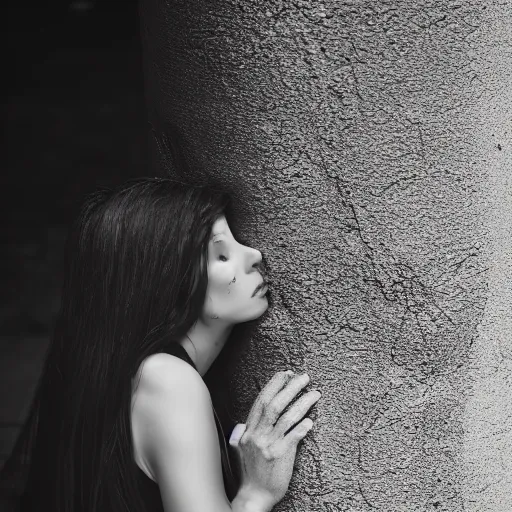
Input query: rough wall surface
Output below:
<box><xmin>461</xmin><ymin>5</ymin><xmax>512</xmax><ymax>511</ymax></box>
<box><xmin>139</xmin><ymin>1</ymin><xmax>511</xmax><ymax>510</ymax></box>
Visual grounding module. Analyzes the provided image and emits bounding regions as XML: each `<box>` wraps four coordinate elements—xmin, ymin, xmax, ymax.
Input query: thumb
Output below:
<box><xmin>229</xmin><ymin>423</ymin><xmax>247</xmax><ymax>449</ymax></box>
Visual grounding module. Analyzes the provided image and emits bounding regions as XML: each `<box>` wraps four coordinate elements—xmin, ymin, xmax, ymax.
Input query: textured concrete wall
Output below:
<box><xmin>460</xmin><ymin>6</ymin><xmax>512</xmax><ymax>511</ymax></box>
<box><xmin>139</xmin><ymin>1</ymin><xmax>512</xmax><ymax>510</ymax></box>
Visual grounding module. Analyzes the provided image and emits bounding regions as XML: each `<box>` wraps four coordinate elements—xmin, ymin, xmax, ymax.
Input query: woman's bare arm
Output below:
<box><xmin>133</xmin><ymin>353</ymin><xmax>267</xmax><ymax>512</ymax></box>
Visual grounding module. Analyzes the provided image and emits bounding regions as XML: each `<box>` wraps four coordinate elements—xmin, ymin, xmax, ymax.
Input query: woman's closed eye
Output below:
<box><xmin>219</xmin><ymin>255</ymin><xmax>228</xmax><ymax>262</ymax></box>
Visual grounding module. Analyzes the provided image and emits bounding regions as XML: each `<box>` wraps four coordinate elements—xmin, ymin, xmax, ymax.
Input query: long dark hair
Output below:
<box><xmin>0</xmin><ymin>177</ymin><xmax>240</xmax><ymax>510</ymax></box>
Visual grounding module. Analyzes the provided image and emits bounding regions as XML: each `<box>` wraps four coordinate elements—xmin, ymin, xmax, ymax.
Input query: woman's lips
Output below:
<box><xmin>252</xmin><ymin>281</ymin><xmax>268</xmax><ymax>297</ymax></box>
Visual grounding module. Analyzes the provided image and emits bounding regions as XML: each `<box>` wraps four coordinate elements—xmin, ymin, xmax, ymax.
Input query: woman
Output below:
<box><xmin>0</xmin><ymin>178</ymin><xmax>321</xmax><ymax>511</ymax></box>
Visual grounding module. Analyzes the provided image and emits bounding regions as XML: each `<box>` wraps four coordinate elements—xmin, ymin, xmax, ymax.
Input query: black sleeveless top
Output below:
<box><xmin>134</xmin><ymin>343</ymin><xmax>234</xmax><ymax>510</ymax></box>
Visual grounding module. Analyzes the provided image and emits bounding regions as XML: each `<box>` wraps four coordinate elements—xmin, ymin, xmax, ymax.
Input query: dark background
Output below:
<box><xmin>2</xmin><ymin>0</ymin><xmax>147</xmax><ymax>468</ymax></box>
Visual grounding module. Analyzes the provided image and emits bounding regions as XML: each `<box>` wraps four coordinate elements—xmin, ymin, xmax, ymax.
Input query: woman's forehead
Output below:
<box><xmin>211</xmin><ymin>216</ymin><xmax>229</xmax><ymax>236</ymax></box>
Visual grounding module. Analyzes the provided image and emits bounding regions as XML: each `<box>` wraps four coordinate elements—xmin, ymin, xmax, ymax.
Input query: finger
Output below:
<box><xmin>257</xmin><ymin>373</ymin><xmax>311</xmax><ymax>430</ymax></box>
<box><xmin>229</xmin><ymin>423</ymin><xmax>246</xmax><ymax>448</ymax></box>
<box><xmin>272</xmin><ymin>390</ymin><xmax>321</xmax><ymax>439</ymax></box>
<box><xmin>246</xmin><ymin>370</ymin><xmax>294</xmax><ymax>429</ymax></box>
<box><xmin>283</xmin><ymin>417</ymin><xmax>314</xmax><ymax>446</ymax></box>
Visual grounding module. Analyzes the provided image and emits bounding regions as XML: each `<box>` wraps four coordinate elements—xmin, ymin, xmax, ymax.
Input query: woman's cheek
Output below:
<box><xmin>209</xmin><ymin>272</ymin><xmax>234</xmax><ymax>299</ymax></box>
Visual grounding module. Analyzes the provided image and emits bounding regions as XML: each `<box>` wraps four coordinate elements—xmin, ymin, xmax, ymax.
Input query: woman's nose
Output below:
<box><xmin>245</xmin><ymin>246</ymin><xmax>263</xmax><ymax>271</ymax></box>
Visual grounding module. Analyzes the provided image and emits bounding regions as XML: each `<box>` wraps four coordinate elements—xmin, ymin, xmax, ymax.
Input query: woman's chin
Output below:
<box><xmin>253</xmin><ymin>297</ymin><xmax>270</xmax><ymax>317</ymax></box>
<box><xmin>237</xmin><ymin>300</ymin><xmax>269</xmax><ymax>322</ymax></box>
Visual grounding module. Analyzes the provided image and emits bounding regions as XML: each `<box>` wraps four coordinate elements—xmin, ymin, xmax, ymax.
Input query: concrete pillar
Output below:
<box><xmin>139</xmin><ymin>1</ymin><xmax>512</xmax><ymax>510</ymax></box>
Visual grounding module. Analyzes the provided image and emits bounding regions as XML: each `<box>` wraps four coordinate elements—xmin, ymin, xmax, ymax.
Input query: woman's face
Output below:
<box><xmin>203</xmin><ymin>216</ymin><xmax>268</xmax><ymax>324</ymax></box>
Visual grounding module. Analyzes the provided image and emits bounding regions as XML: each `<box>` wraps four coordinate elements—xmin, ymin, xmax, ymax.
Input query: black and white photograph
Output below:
<box><xmin>1</xmin><ymin>1</ymin><xmax>511</xmax><ymax>511</ymax></box>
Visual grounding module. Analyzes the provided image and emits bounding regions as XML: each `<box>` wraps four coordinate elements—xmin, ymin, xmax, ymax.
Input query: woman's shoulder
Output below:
<box><xmin>133</xmin><ymin>350</ymin><xmax>207</xmax><ymax>400</ymax></box>
<box><xmin>131</xmin><ymin>351</ymin><xmax>212</xmax><ymax>480</ymax></box>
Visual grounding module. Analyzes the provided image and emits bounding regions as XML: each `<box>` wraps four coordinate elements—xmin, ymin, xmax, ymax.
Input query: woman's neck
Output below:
<box><xmin>179</xmin><ymin>319</ymin><xmax>234</xmax><ymax>376</ymax></box>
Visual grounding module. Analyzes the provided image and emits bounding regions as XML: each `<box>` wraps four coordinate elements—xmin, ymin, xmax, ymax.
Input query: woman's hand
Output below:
<box><xmin>229</xmin><ymin>370</ymin><xmax>321</xmax><ymax>512</ymax></box>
